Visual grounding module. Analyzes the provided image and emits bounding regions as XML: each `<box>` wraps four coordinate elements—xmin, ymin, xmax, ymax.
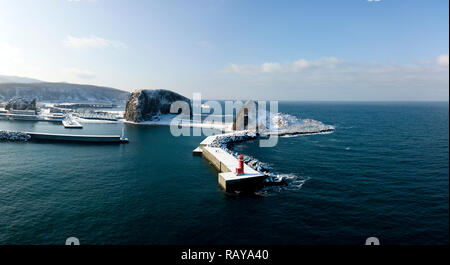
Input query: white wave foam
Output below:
<box><xmin>256</xmin><ymin>174</ymin><xmax>310</xmax><ymax>195</ymax></box>
<box><xmin>282</xmin><ymin>174</ymin><xmax>310</xmax><ymax>191</ymax></box>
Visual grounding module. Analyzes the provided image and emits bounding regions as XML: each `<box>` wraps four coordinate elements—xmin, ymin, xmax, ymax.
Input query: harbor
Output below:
<box><xmin>0</xmin><ymin>96</ymin><xmax>123</xmax><ymax>126</ymax></box>
<box><xmin>1</xmin><ymin>0</ymin><xmax>448</xmax><ymax>247</ymax></box>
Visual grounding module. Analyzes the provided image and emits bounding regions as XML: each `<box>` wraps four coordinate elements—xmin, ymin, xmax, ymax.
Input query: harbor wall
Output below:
<box><xmin>201</xmin><ymin>146</ymin><xmax>232</xmax><ymax>173</ymax></box>
<box><xmin>27</xmin><ymin>132</ymin><xmax>128</xmax><ymax>144</ymax></box>
<box><xmin>199</xmin><ymin>143</ymin><xmax>266</xmax><ymax>192</ymax></box>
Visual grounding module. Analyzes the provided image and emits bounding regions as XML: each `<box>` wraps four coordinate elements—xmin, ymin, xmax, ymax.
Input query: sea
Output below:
<box><xmin>0</xmin><ymin>102</ymin><xmax>448</xmax><ymax>245</ymax></box>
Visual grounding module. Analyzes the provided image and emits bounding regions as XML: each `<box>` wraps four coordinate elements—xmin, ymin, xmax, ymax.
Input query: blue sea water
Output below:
<box><xmin>0</xmin><ymin>102</ymin><xmax>448</xmax><ymax>245</ymax></box>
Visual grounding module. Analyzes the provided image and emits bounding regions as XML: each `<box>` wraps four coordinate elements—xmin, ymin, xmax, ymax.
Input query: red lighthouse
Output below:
<box><xmin>235</xmin><ymin>154</ymin><xmax>244</xmax><ymax>175</ymax></box>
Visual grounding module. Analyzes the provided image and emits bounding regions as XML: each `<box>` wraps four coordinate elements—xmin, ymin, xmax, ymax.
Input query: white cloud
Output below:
<box><xmin>292</xmin><ymin>59</ymin><xmax>309</xmax><ymax>69</ymax></box>
<box><xmin>437</xmin><ymin>54</ymin><xmax>449</xmax><ymax>67</ymax></box>
<box><xmin>63</xmin><ymin>68</ymin><xmax>96</xmax><ymax>80</ymax></box>
<box><xmin>261</xmin><ymin>62</ymin><xmax>282</xmax><ymax>73</ymax></box>
<box><xmin>218</xmin><ymin>56</ymin><xmax>449</xmax><ymax>100</ymax></box>
<box><xmin>221</xmin><ymin>57</ymin><xmax>344</xmax><ymax>74</ymax></box>
<box><xmin>312</xmin><ymin>56</ymin><xmax>342</xmax><ymax>67</ymax></box>
<box><xmin>63</xmin><ymin>35</ymin><xmax>125</xmax><ymax>49</ymax></box>
<box><xmin>220</xmin><ymin>63</ymin><xmax>260</xmax><ymax>75</ymax></box>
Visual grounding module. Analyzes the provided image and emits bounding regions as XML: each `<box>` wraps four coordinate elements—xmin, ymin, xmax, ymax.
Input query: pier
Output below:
<box><xmin>26</xmin><ymin>132</ymin><xmax>128</xmax><ymax>144</ymax></box>
<box><xmin>0</xmin><ymin>113</ymin><xmax>64</xmax><ymax>123</ymax></box>
<box><xmin>195</xmin><ymin>134</ymin><xmax>266</xmax><ymax>192</ymax></box>
<box><xmin>53</xmin><ymin>103</ymin><xmax>116</xmax><ymax>109</ymax></box>
<box><xmin>0</xmin><ymin>113</ymin><xmax>39</xmax><ymax>121</ymax></box>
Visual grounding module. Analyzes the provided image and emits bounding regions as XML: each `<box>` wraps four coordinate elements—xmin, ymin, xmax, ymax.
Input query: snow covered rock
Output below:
<box><xmin>124</xmin><ymin>89</ymin><xmax>191</xmax><ymax>122</ymax></box>
<box><xmin>268</xmin><ymin>114</ymin><xmax>335</xmax><ymax>136</ymax></box>
<box><xmin>5</xmin><ymin>97</ymin><xmax>37</xmax><ymax>112</ymax></box>
<box><xmin>232</xmin><ymin>100</ymin><xmax>334</xmax><ymax>136</ymax></box>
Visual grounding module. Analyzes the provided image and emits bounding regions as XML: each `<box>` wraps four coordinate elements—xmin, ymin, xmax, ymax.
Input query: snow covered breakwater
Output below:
<box><xmin>207</xmin><ymin>115</ymin><xmax>335</xmax><ymax>186</ymax></box>
<box><xmin>208</xmin><ymin>131</ymin><xmax>280</xmax><ymax>183</ymax></box>
<box><xmin>0</xmin><ymin>131</ymin><xmax>31</xmax><ymax>142</ymax></box>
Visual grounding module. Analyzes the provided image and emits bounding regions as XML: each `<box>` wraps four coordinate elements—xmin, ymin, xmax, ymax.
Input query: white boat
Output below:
<box><xmin>62</xmin><ymin>116</ymin><xmax>83</xmax><ymax>129</ymax></box>
<box><xmin>44</xmin><ymin>113</ymin><xmax>66</xmax><ymax>121</ymax></box>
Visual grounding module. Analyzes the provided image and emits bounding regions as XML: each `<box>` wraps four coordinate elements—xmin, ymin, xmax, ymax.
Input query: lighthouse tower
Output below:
<box><xmin>235</xmin><ymin>154</ymin><xmax>244</xmax><ymax>175</ymax></box>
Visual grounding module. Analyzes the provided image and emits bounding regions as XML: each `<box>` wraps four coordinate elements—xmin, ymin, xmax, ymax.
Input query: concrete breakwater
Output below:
<box><xmin>208</xmin><ymin>131</ymin><xmax>277</xmax><ymax>177</ymax></box>
<box><xmin>26</xmin><ymin>132</ymin><xmax>129</xmax><ymax>144</ymax></box>
<box><xmin>0</xmin><ymin>130</ymin><xmax>128</xmax><ymax>144</ymax></box>
<box><xmin>195</xmin><ymin>131</ymin><xmax>287</xmax><ymax>191</ymax></box>
<box><xmin>207</xmin><ymin>131</ymin><xmax>271</xmax><ymax>173</ymax></box>
<box><xmin>195</xmin><ymin>127</ymin><xmax>336</xmax><ymax>189</ymax></box>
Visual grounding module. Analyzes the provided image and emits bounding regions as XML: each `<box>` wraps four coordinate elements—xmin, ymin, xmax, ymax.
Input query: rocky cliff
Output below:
<box><xmin>124</xmin><ymin>89</ymin><xmax>191</xmax><ymax>122</ymax></box>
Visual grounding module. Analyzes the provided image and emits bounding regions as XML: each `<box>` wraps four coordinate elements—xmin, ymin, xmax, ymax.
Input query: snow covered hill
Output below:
<box><xmin>0</xmin><ymin>82</ymin><xmax>130</xmax><ymax>103</ymax></box>
<box><xmin>0</xmin><ymin>75</ymin><xmax>42</xmax><ymax>84</ymax></box>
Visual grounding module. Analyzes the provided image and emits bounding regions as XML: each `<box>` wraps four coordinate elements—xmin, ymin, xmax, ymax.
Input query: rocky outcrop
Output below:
<box><xmin>232</xmin><ymin>100</ymin><xmax>335</xmax><ymax>136</ymax></box>
<box><xmin>124</xmin><ymin>89</ymin><xmax>191</xmax><ymax>122</ymax></box>
<box><xmin>5</xmin><ymin>97</ymin><xmax>37</xmax><ymax>113</ymax></box>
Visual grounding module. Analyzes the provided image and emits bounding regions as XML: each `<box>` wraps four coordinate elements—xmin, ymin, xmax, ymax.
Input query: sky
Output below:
<box><xmin>0</xmin><ymin>0</ymin><xmax>448</xmax><ymax>101</ymax></box>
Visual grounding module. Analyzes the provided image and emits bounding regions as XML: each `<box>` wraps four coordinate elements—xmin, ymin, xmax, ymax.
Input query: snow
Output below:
<box><xmin>0</xmin><ymin>82</ymin><xmax>129</xmax><ymax>102</ymax></box>
<box><xmin>203</xmin><ymin>146</ymin><xmax>262</xmax><ymax>175</ymax></box>
<box><xmin>256</xmin><ymin>112</ymin><xmax>335</xmax><ymax>136</ymax></box>
<box><xmin>277</xmin><ymin>118</ymin><xmax>333</xmax><ymax>134</ymax></box>
<box><xmin>200</xmin><ymin>128</ymin><xmax>322</xmax><ymax>186</ymax></box>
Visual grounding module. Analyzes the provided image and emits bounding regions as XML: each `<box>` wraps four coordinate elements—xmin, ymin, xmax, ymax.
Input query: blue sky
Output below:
<box><xmin>0</xmin><ymin>0</ymin><xmax>448</xmax><ymax>100</ymax></box>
